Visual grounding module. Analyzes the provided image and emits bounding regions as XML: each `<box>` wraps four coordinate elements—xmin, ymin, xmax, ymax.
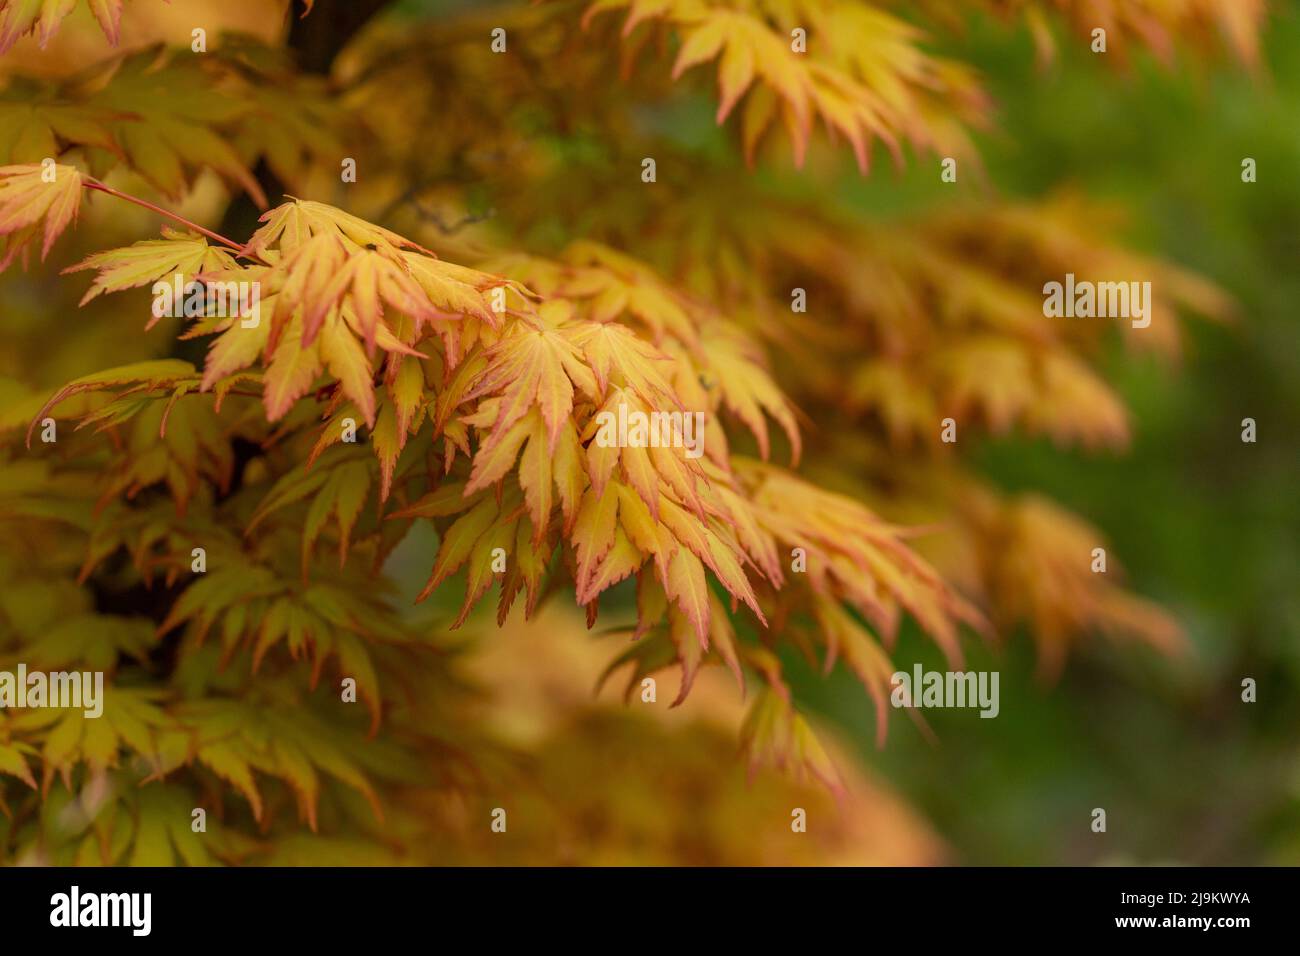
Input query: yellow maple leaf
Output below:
<box><xmin>0</xmin><ymin>162</ymin><xmax>81</xmax><ymax>270</ymax></box>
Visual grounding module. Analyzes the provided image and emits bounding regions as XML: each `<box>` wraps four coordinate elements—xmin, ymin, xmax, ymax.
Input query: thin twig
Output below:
<box><xmin>81</xmin><ymin>179</ymin><xmax>268</xmax><ymax>265</ymax></box>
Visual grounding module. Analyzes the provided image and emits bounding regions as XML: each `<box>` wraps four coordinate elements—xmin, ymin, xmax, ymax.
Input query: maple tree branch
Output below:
<box><xmin>81</xmin><ymin>179</ymin><xmax>268</xmax><ymax>265</ymax></box>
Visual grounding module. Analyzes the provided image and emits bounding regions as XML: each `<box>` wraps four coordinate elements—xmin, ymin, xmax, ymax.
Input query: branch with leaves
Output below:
<box><xmin>0</xmin><ymin>0</ymin><xmax>1268</xmax><ymax>864</ymax></box>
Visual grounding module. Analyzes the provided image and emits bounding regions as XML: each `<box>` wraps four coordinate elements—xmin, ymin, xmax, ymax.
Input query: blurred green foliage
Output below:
<box><xmin>795</xmin><ymin>5</ymin><xmax>1300</xmax><ymax>865</ymax></box>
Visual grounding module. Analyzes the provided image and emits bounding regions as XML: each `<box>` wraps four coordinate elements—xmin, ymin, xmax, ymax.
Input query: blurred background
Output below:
<box><xmin>794</xmin><ymin>7</ymin><xmax>1300</xmax><ymax>864</ymax></box>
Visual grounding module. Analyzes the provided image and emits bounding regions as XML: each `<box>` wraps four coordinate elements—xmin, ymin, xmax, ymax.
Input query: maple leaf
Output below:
<box><xmin>236</xmin><ymin>199</ymin><xmax>518</xmax><ymax>423</ymax></box>
<box><xmin>498</xmin><ymin>244</ymin><xmax>801</xmax><ymax>462</ymax></box>
<box><xmin>261</xmin><ymin>312</ymin><xmax>323</xmax><ymax>422</ymax></box>
<box><xmin>0</xmin><ymin>0</ymin><xmax>123</xmax><ymax>53</ymax></box>
<box><xmin>0</xmin><ymin>84</ymin><xmax>117</xmax><ymax>165</ymax></box>
<box><xmin>583</xmin><ymin>0</ymin><xmax>986</xmax><ymax>170</ymax></box>
<box><xmin>246</xmin><ymin>446</ymin><xmax>375</xmax><ymax>573</ymax></box>
<box><xmin>65</xmin><ymin>227</ymin><xmax>241</xmax><ymax>308</ymax></box>
<box><xmin>0</xmin><ymin>742</ymin><xmax>37</xmax><ymax>790</ymax></box>
<box><xmin>737</xmin><ymin>459</ymin><xmax>989</xmax><ymax>665</ymax></box>
<box><xmin>466</xmin><ymin>321</ymin><xmax>595</xmax><ymax>453</ymax></box>
<box><xmin>25</xmin><ymin>359</ymin><xmax>198</xmax><ymax>445</ymax></box>
<box><xmin>0</xmin><ymin>162</ymin><xmax>82</xmax><ymax>270</ymax></box>
<box><xmin>987</xmin><ymin>0</ymin><xmax>1268</xmax><ymax>70</ymax></box>
<box><xmin>182</xmin><ymin>697</ymin><xmax>384</xmax><ymax>828</ymax></box>
<box><xmin>79</xmin><ymin>48</ymin><xmax>269</xmax><ymax>206</ymax></box>
<box><xmin>740</xmin><ymin>686</ymin><xmax>845</xmax><ymax>795</ymax></box>
<box><xmin>198</xmin><ymin>303</ymin><xmax>272</xmax><ymax>392</ymax></box>
<box><xmin>0</xmin><ymin>42</ymin><xmax>340</xmax><ymax>203</ymax></box>
<box><xmin>14</xmin><ymin>685</ymin><xmax>176</xmax><ymax>793</ymax></box>
<box><xmin>964</xmin><ymin>490</ymin><xmax>1185</xmax><ymax>680</ymax></box>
